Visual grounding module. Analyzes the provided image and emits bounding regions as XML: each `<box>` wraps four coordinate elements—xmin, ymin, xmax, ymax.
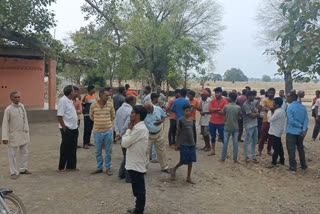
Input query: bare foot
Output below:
<box><xmin>186</xmin><ymin>178</ymin><xmax>196</xmax><ymax>184</ymax></box>
<box><xmin>170</xmin><ymin>168</ymin><xmax>176</xmax><ymax>180</ymax></box>
<box><xmin>207</xmin><ymin>152</ymin><xmax>216</xmax><ymax>156</ymax></box>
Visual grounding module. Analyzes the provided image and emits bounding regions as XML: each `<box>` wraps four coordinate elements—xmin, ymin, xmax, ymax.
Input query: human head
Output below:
<box><xmin>143</xmin><ymin>102</ymin><xmax>154</xmax><ymax>114</ymax></box>
<box><xmin>297</xmin><ymin>90</ymin><xmax>305</xmax><ymax>98</ymax></box>
<box><xmin>180</xmin><ymin>88</ymin><xmax>188</xmax><ymax>98</ymax></box>
<box><xmin>279</xmin><ymin>90</ymin><xmax>285</xmax><ymax>98</ymax></box>
<box><xmin>125</xmin><ymin>95</ymin><xmax>136</xmax><ymax>106</ymax></box>
<box><xmin>64</xmin><ymin>85</ymin><xmax>77</xmax><ymax>98</ymax></box>
<box><xmin>174</xmin><ymin>89</ymin><xmax>181</xmax><ymax>98</ymax></box>
<box><xmin>229</xmin><ymin>92</ymin><xmax>237</xmax><ymax>102</ymax></box>
<box><xmin>245</xmin><ymin>86</ymin><xmax>251</xmax><ymax>91</ymax></box>
<box><xmin>187</xmin><ymin>90</ymin><xmax>196</xmax><ymax>100</ymax></box>
<box><xmin>118</xmin><ymin>86</ymin><xmax>126</xmax><ymax>96</ymax></box>
<box><xmin>125</xmin><ymin>84</ymin><xmax>130</xmax><ymax>90</ymax></box>
<box><xmin>222</xmin><ymin>90</ymin><xmax>228</xmax><ymax>98</ymax></box>
<box><xmin>287</xmin><ymin>92</ymin><xmax>298</xmax><ymax>104</ymax></box>
<box><xmin>151</xmin><ymin>93</ymin><xmax>160</xmax><ymax>104</ymax></box>
<box><xmin>130</xmin><ymin>105</ymin><xmax>148</xmax><ymax>123</ymax></box>
<box><xmin>73</xmin><ymin>86</ymin><xmax>80</xmax><ymax>99</ymax></box>
<box><xmin>87</xmin><ymin>85</ymin><xmax>96</xmax><ymax>95</ymax></box>
<box><xmin>316</xmin><ymin>90</ymin><xmax>320</xmax><ymax>97</ymax></box>
<box><xmin>144</xmin><ymin>86</ymin><xmax>151</xmax><ymax>95</ymax></box>
<box><xmin>99</xmin><ymin>87</ymin><xmax>112</xmax><ymax>103</ymax></box>
<box><xmin>260</xmin><ymin>89</ymin><xmax>266</xmax><ymax>96</ymax></box>
<box><xmin>273</xmin><ymin>97</ymin><xmax>283</xmax><ymax>109</ymax></box>
<box><xmin>183</xmin><ymin>104</ymin><xmax>191</xmax><ymax>117</ymax></box>
<box><xmin>214</xmin><ymin>87</ymin><xmax>223</xmax><ymax>99</ymax></box>
<box><xmin>246</xmin><ymin>91</ymin><xmax>256</xmax><ymax>102</ymax></box>
<box><xmin>232</xmin><ymin>89</ymin><xmax>237</xmax><ymax>94</ymax></box>
<box><xmin>205</xmin><ymin>88</ymin><xmax>212</xmax><ymax>97</ymax></box>
<box><xmin>156</xmin><ymin>86</ymin><xmax>162</xmax><ymax>94</ymax></box>
<box><xmin>200</xmin><ymin>90</ymin><xmax>209</xmax><ymax>101</ymax></box>
<box><xmin>10</xmin><ymin>91</ymin><xmax>21</xmax><ymax>105</ymax></box>
<box><xmin>267</xmin><ymin>88</ymin><xmax>276</xmax><ymax>99</ymax></box>
<box><xmin>242</xmin><ymin>89</ymin><xmax>247</xmax><ymax>96</ymax></box>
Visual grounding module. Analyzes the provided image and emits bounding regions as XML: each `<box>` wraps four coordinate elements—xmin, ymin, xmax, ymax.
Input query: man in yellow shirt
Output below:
<box><xmin>258</xmin><ymin>88</ymin><xmax>275</xmax><ymax>156</ymax></box>
<box><xmin>90</xmin><ymin>87</ymin><xmax>115</xmax><ymax>175</ymax></box>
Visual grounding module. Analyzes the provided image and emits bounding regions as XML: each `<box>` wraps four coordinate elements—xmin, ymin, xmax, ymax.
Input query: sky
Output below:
<box><xmin>50</xmin><ymin>0</ymin><xmax>278</xmax><ymax>78</ymax></box>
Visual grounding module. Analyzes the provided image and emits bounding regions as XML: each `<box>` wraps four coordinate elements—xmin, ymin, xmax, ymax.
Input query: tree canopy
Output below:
<box><xmin>223</xmin><ymin>68</ymin><xmax>248</xmax><ymax>82</ymax></box>
<box><xmin>262</xmin><ymin>74</ymin><xmax>272</xmax><ymax>82</ymax></box>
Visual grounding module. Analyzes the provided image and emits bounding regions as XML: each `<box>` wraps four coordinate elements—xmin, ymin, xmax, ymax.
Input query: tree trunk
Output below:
<box><xmin>284</xmin><ymin>70</ymin><xmax>293</xmax><ymax>95</ymax></box>
<box><xmin>166</xmin><ymin>79</ymin><xmax>170</xmax><ymax>100</ymax></box>
<box><xmin>184</xmin><ymin>69</ymin><xmax>187</xmax><ymax>88</ymax></box>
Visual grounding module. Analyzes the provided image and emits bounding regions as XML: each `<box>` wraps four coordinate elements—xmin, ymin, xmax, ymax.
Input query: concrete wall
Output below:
<box><xmin>0</xmin><ymin>110</ymin><xmax>57</xmax><ymax>123</ymax></box>
<box><xmin>0</xmin><ymin>57</ymin><xmax>45</xmax><ymax>107</ymax></box>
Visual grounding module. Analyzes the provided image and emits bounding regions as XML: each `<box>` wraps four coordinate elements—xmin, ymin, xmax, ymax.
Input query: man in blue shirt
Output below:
<box><xmin>144</xmin><ymin>102</ymin><xmax>170</xmax><ymax>173</ymax></box>
<box><xmin>286</xmin><ymin>92</ymin><xmax>309</xmax><ymax>172</ymax></box>
<box><xmin>171</xmin><ymin>88</ymin><xmax>190</xmax><ymax>121</ymax></box>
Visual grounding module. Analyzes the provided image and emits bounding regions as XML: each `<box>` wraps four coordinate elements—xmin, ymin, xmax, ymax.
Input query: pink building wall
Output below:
<box><xmin>0</xmin><ymin>57</ymin><xmax>45</xmax><ymax>107</ymax></box>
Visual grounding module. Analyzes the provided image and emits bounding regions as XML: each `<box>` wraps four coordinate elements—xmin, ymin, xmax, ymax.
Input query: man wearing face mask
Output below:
<box><xmin>90</xmin><ymin>87</ymin><xmax>115</xmax><ymax>176</ymax></box>
<box><xmin>258</xmin><ymin>88</ymin><xmax>276</xmax><ymax>156</ymax></box>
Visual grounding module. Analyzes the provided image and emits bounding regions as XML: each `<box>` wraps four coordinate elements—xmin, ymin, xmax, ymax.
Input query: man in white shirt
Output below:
<box><xmin>122</xmin><ymin>105</ymin><xmax>149</xmax><ymax>214</ymax></box>
<box><xmin>267</xmin><ymin>97</ymin><xmax>286</xmax><ymax>167</ymax></box>
<box><xmin>199</xmin><ymin>90</ymin><xmax>212</xmax><ymax>151</ymax></box>
<box><xmin>115</xmin><ymin>95</ymin><xmax>136</xmax><ymax>182</ymax></box>
<box><xmin>2</xmin><ymin>91</ymin><xmax>31</xmax><ymax>179</ymax></box>
<box><xmin>57</xmin><ymin>85</ymin><xmax>79</xmax><ymax>173</ymax></box>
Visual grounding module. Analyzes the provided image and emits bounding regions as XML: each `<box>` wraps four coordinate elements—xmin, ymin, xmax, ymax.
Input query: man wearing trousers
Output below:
<box><xmin>57</xmin><ymin>85</ymin><xmax>79</xmax><ymax>173</ymax></box>
<box><xmin>286</xmin><ymin>93</ymin><xmax>309</xmax><ymax>172</ymax></box>
<box><xmin>2</xmin><ymin>91</ymin><xmax>31</xmax><ymax>179</ymax></box>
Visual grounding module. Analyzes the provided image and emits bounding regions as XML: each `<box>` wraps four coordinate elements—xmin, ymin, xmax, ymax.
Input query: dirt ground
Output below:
<box><xmin>1</xmin><ymin>81</ymin><xmax>320</xmax><ymax>214</ymax></box>
<box><xmin>1</xmin><ymin>117</ymin><xmax>320</xmax><ymax>214</ymax></box>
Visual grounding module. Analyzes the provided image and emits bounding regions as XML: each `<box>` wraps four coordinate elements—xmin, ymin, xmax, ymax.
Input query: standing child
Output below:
<box><xmin>171</xmin><ymin>104</ymin><xmax>196</xmax><ymax>184</ymax></box>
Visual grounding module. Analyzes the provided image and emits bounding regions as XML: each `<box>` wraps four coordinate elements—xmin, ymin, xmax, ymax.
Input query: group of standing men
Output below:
<box><xmin>1</xmin><ymin>83</ymin><xmax>311</xmax><ymax>214</ymax></box>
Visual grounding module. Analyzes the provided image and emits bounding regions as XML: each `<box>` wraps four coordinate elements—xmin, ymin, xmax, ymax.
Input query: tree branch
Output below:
<box><xmin>84</xmin><ymin>0</ymin><xmax>121</xmax><ymax>48</ymax></box>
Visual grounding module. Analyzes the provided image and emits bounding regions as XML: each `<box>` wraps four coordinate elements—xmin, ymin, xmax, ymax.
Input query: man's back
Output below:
<box><xmin>287</xmin><ymin>101</ymin><xmax>308</xmax><ymax>135</ymax></box>
<box><xmin>171</xmin><ymin>98</ymin><xmax>190</xmax><ymax>120</ymax></box>
<box><xmin>224</xmin><ymin>103</ymin><xmax>241</xmax><ymax>132</ymax></box>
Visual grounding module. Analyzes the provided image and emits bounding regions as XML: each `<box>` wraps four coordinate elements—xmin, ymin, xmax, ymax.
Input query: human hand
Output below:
<box><xmin>2</xmin><ymin>140</ymin><xmax>8</xmax><ymax>145</ymax></box>
<box><xmin>154</xmin><ymin>119</ymin><xmax>163</xmax><ymax>126</ymax></box>
<box><xmin>128</xmin><ymin>122</ymin><xmax>134</xmax><ymax>129</ymax></box>
<box><xmin>301</xmin><ymin>131</ymin><xmax>307</xmax><ymax>137</ymax></box>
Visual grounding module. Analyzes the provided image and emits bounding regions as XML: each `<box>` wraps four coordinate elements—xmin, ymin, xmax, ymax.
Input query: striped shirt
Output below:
<box><xmin>90</xmin><ymin>100</ymin><xmax>115</xmax><ymax>133</ymax></box>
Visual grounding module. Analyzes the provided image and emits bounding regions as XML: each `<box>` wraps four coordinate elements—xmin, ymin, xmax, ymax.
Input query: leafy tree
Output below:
<box><xmin>223</xmin><ymin>68</ymin><xmax>248</xmax><ymax>82</ymax></box>
<box><xmin>262</xmin><ymin>74</ymin><xmax>272</xmax><ymax>82</ymax></box>
<box><xmin>213</xmin><ymin>74</ymin><xmax>223</xmax><ymax>82</ymax></box>
<box><xmin>194</xmin><ymin>68</ymin><xmax>215</xmax><ymax>90</ymax></box>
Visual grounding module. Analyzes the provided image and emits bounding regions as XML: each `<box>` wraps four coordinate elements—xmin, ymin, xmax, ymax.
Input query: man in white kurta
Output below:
<box><xmin>2</xmin><ymin>92</ymin><xmax>31</xmax><ymax>179</ymax></box>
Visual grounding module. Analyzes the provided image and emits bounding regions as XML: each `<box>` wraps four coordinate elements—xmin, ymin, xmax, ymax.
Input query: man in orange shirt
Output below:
<box><xmin>166</xmin><ymin>89</ymin><xmax>181</xmax><ymax>148</ymax></box>
<box><xmin>208</xmin><ymin>87</ymin><xmax>228</xmax><ymax>155</ymax></box>
<box><xmin>82</xmin><ymin>85</ymin><xmax>96</xmax><ymax>149</ymax></box>
<box><xmin>125</xmin><ymin>84</ymin><xmax>138</xmax><ymax>97</ymax></box>
<box><xmin>188</xmin><ymin>90</ymin><xmax>200</xmax><ymax>145</ymax></box>
<box><xmin>258</xmin><ymin>87</ymin><xmax>275</xmax><ymax>156</ymax></box>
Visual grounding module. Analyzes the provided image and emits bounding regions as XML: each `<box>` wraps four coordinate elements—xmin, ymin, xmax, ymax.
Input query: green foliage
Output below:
<box><xmin>276</xmin><ymin>0</ymin><xmax>320</xmax><ymax>79</ymax></box>
<box><xmin>0</xmin><ymin>0</ymin><xmax>56</xmax><ymax>40</ymax></box>
<box><xmin>213</xmin><ymin>74</ymin><xmax>223</xmax><ymax>81</ymax></box>
<box><xmin>262</xmin><ymin>74</ymin><xmax>272</xmax><ymax>82</ymax></box>
<box><xmin>223</xmin><ymin>68</ymin><xmax>248</xmax><ymax>82</ymax></box>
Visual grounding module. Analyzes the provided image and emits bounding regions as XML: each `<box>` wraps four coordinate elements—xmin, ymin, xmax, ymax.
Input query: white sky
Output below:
<box><xmin>50</xmin><ymin>0</ymin><xmax>278</xmax><ymax>78</ymax></box>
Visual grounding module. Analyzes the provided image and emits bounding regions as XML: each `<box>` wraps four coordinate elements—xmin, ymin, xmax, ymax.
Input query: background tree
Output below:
<box><xmin>213</xmin><ymin>74</ymin><xmax>223</xmax><ymax>82</ymax></box>
<box><xmin>257</xmin><ymin>0</ymin><xmax>320</xmax><ymax>93</ymax></box>
<box><xmin>223</xmin><ymin>68</ymin><xmax>248</xmax><ymax>82</ymax></box>
<box><xmin>262</xmin><ymin>74</ymin><xmax>272</xmax><ymax>82</ymax></box>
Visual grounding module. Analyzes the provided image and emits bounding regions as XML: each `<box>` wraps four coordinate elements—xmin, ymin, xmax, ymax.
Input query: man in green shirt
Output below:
<box><xmin>221</xmin><ymin>92</ymin><xmax>242</xmax><ymax>163</ymax></box>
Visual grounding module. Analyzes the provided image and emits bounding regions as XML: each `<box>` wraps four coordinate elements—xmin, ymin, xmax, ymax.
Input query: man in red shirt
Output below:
<box><xmin>125</xmin><ymin>84</ymin><xmax>138</xmax><ymax>97</ymax></box>
<box><xmin>208</xmin><ymin>87</ymin><xmax>228</xmax><ymax>156</ymax></box>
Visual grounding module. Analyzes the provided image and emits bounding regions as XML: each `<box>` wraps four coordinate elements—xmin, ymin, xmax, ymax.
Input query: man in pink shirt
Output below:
<box><xmin>208</xmin><ymin>87</ymin><xmax>228</xmax><ymax>156</ymax></box>
<box><xmin>166</xmin><ymin>89</ymin><xmax>181</xmax><ymax>148</ymax></box>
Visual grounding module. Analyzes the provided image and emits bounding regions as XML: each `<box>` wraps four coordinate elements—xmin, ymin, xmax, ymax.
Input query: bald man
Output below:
<box><xmin>143</xmin><ymin>102</ymin><xmax>170</xmax><ymax>173</ymax></box>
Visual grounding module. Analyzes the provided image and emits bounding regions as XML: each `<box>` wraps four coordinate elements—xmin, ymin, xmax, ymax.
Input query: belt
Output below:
<box><xmin>149</xmin><ymin>130</ymin><xmax>161</xmax><ymax>135</ymax></box>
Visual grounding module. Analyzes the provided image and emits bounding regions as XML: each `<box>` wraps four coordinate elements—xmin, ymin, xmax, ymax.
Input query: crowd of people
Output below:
<box><xmin>1</xmin><ymin>83</ymin><xmax>314</xmax><ymax>214</ymax></box>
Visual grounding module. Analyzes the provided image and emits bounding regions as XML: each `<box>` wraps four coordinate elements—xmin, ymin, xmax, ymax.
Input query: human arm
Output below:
<box><xmin>2</xmin><ymin>108</ymin><xmax>9</xmax><ymax>144</ymax></box>
<box><xmin>267</xmin><ymin>109</ymin><xmax>282</xmax><ymax>123</ymax></box>
<box><xmin>301</xmin><ymin>108</ymin><xmax>309</xmax><ymax>135</ymax></box>
<box><xmin>121</xmin><ymin>125</ymin><xmax>142</xmax><ymax>148</ymax></box>
<box><xmin>287</xmin><ymin>107</ymin><xmax>303</xmax><ymax>128</ymax></box>
<box><xmin>57</xmin><ymin>100</ymin><xmax>67</xmax><ymax>132</ymax></box>
<box><xmin>154</xmin><ymin>107</ymin><xmax>166</xmax><ymax>126</ymax></box>
<box><xmin>89</xmin><ymin>104</ymin><xmax>94</xmax><ymax>121</ymax></box>
<box><xmin>57</xmin><ymin>116</ymin><xmax>67</xmax><ymax>132</ymax></box>
<box><xmin>175</xmin><ymin>121</ymin><xmax>181</xmax><ymax>151</ymax></box>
